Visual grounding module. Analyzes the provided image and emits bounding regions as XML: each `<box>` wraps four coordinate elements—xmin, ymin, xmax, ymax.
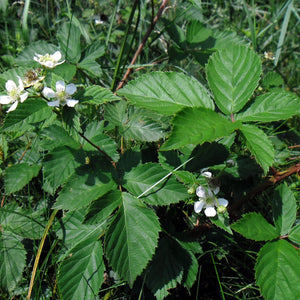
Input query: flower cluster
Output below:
<box><xmin>193</xmin><ymin>171</ymin><xmax>228</xmax><ymax>217</ymax></box>
<box><xmin>0</xmin><ymin>51</ymin><xmax>79</xmax><ymax>112</ymax></box>
<box><xmin>34</xmin><ymin>51</ymin><xmax>65</xmax><ymax>69</ymax></box>
<box><xmin>0</xmin><ymin>77</ymin><xmax>28</xmax><ymax>112</ymax></box>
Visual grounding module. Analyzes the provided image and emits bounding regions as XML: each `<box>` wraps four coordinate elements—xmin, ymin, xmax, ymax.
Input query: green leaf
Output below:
<box><xmin>236</xmin><ymin>92</ymin><xmax>300</xmax><ymax>122</ymax></box>
<box><xmin>83</xmin><ymin>40</ymin><xmax>106</xmax><ymax>61</ymax></box>
<box><xmin>272</xmin><ymin>184</ymin><xmax>296</xmax><ymax>236</ymax></box>
<box><xmin>262</xmin><ymin>71</ymin><xmax>284</xmax><ymax>89</ymax></box>
<box><xmin>78</xmin><ymin>59</ymin><xmax>102</xmax><ymax>77</ymax></box>
<box><xmin>161</xmin><ymin>107</ymin><xmax>241</xmax><ymax>151</ymax></box>
<box><xmin>123</xmin><ymin>108</ymin><xmax>167</xmax><ymax>142</ymax></box>
<box><xmin>57</xmin><ymin>22</ymin><xmax>81</xmax><ymax>63</ymax></box>
<box><xmin>288</xmin><ymin>224</ymin><xmax>300</xmax><ymax>245</ymax></box>
<box><xmin>104</xmin><ymin>100</ymin><xmax>128</xmax><ymax>126</ymax></box>
<box><xmin>105</xmin><ymin>192</ymin><xmax>160</xmax><ymax>286</ymax></box>
<box><xmin>0</xmin><ymin>232</ymin><xmax>26</xmax><ymax>293</ymax></box>
<box><xmin>43</xmin><ymin>146</ymin><xmax>85</xmax><ymax>194</ymax></box>
<box><xmin>82</xmin><ymin>121</ymin><xmax>120</xmax><ymax>162</ymax></box>
<box><xmin>186</xmin><ymin>21</ymin><xmax>212</xmax><ymax>44</ymax></box>
<box><xmin>255</xmin><ymin>240</ymin><xmax>300</xmax><ymax>300</ymax></box>
<box><xmin>55</xmin><ymin>209</ymin><xmax>107</xmax><ymax>250</ymax></box>
<box><xmin>240</xmin><ymin>124</ymin><xmax>275</xmax><ymax>173</ymax></box>
<box><xmin>206</xmin><ymin>44</ymin><xmax>261</xmax><ymax>114</ymax></box>
<box><xmin>211</xmin><ymin>212</ymin><xmax>232</xmax><ymax>234</ymax></box>
<box><xmin>58</xmin><ymin>238</ymin><xmax>105</xmax><ymax>300</ymax></box>
<box><xmin>0</xmin><ymin>205</ymin><xmax>45</xmax><ymax>239</ymax></box>
<box><xmin>231</xmin><ymin>212</ymin><xmax>279</xmax><ymax>241</ymax></box>
<box><xmin>81</xmin><ymin>85</ymin><xmax>120</xmax><ymax>104</ymax></box>
<box><xmin>51</xmin><ymin>63</ymin><xmax>77</xmax><ymax>82</ymax></box>
<box><xmin>40</xmin><ymin>124</ymin><xmax>80</xmax><ymax>150</ymax></box>
<box><xmin>54</xmin><ymin>162</ymin><xmax>117</xmax><ymax>210</ymax></box>
<box><xmin>0</xmin><ymin>99</ymin><xmax>52</xmax><ymax>132</ymax></box>
<box><xmin>123</xmin><ymin>163</ymin><xmax>187</xmax><ymax>205</ymax></box>
<box><xmin>146</xmin><ymin>236</ymin><xmax>195</xmax><ymax>300</ymax></box>
<box><xmin>118</xmin><ymin>72</ymin><xmax>214</xmax><ymax>115</ymax></box>
<box><xmin>5</xmin><ymin>163</ymin><xmax>41</xmax><ymax>194</ymax></box>
<box><xmin>15</xmin><ymin>41</ymin><xmax>59</xmax><ymax>67</ymax></box>
<box><xmin>84</xmin><ymin>190</ymin><xmax>122</xmax><ymax>225</ymax></box>
<box><xmin>0</xmin><ymin>67</ymin><xmax>28</xmax><ymax>89</ymax></box>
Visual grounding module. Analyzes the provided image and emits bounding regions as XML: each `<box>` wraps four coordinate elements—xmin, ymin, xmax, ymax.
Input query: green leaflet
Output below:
<box><xmin>206</xmin><ymin>44</ymin><xmax>261</xmax><ymax>115</ymax></box>
<box><xmin>240</xmin><ymin>124</ymin><xmax>275</xmax><ymax>174</ymax></box>
<box><xmin>288</xmin><ymin>224</ymin><xmax>300</xmax><ymax>245</ymax></box>
<box><xmin>236</xmin><ymin>92</ymin><xmax>300</xmax><ymax>122</ymax></box>
<box><xmin>5</xmin><ymin>163</ymin><xmax>41</xmax><ymax>194</ymax></box>
<box><xmin>146</xmin><ymin>236</ymin><xmax>197</xmax><ymax>300</ymax></box>
<box><xmin>0</xmin><ymin>232</ymin><xmax>26</xmax><ymax>293</ymax></box>
<box><xmin>272</xmin><ymin>184</ymin><xmax>296</xmax><ymax>236</ymax></box>
<box><xmin>42</xmin><ymin>146</ymin><xmax>85</xmax><ymax>194</ymax></box>
<box><xmin>54</xmin><ymin>163</ymin><xmax>117</xmax><ymax>210</ymax></box>
<box><xmin>58</xmin><ymin>238</ymin><xmax>105</xmax><ymax>300</ymax></box>
<box><xmin>255</xmin><ymin>240</ymin><xmax>300</xmax><ymax>300</ymax></box>
<box><xmin>118</xmin><ymin>71</ymin><xmax>214</xmax><ymax>115</ymax></box>
<box><xmin>57</xmin><ymin>21</ymin><xmax>81</xmax><ymax>64</ymax></box>
<box><xmin>161</xmin><ymin>107</ymin><xmax>241</xmax><ymax>151</ymax></box>
<box><xmin>123</xmin><ymin>162</ymin><xmax>187</xmax><ymax>205</ymax></box>
<box><xmin>105</xmin><ymin>192</ymin><xmax>160</xmax><ymax>287</ymax></box>
<box><xmin>0</xmin><ymin>98</ymin><xmax>52</xmax><ymax>133</ymax></box>
<box><xmin>231</xmin><ymin>212</ymin><xmax>279</xmax><ymax>241</ymax></box>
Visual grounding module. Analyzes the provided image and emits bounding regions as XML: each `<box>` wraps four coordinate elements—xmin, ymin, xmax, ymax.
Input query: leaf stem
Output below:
<box><xmin>115</xmin><ymin>0</ymin><xmax>169</xmax><ymax>91</ymax></box>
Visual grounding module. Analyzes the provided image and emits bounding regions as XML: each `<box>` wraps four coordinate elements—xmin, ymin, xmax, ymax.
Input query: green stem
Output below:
<box><xmin>27</xmin><ymin>209</ymin><xmax>58</xmax><ymax>300</ymax></box>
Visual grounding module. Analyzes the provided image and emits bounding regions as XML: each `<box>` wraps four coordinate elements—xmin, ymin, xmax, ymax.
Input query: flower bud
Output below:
<box><xmin>217</xmin><ymin>205</ymin><xmax>227</xmax><ymax>214</ymax></box>
<box><xmin>187</xmin><ymin>186</ymin><xmax>195</xmax><ymax>194</ymax></box>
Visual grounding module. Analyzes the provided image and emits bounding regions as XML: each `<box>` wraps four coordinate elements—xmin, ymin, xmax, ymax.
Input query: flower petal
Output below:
<box><xmin>20</xmin><ymin>92</ymin><xmax>28</xmax><ymax>103</ymax></box>
<box><xmin>65</xmin><ymin>83</ymin><xmax>76</xmax><ymax>95</ymax></box>
<box><xmin>56</xmin><ymin>80</ymin><xmax>65</xmax><ymax>92</ymax></box>
<box><xmin>5</xmin><ymin>80</ymin><xmax>17</xmax><ymax>92</ymax></box>
<box><xmin>202</xmin><ymin>171</ymin><xmax>212</xmax><ymax>178</ymax></box>
<box><xmin>7</xmin><ymin>101</ymin><xmax>18</xmax><ymax>112</ymax></box>
<box><xmin>204</xmin><ymin>206</ymin><xmax>216</xmax><ymax>217</ymax></box>
<box><xmin>17</xmin><ymin>76</ymin><xmax>24</xmax><ymax>91</ymax></box>
<box><xmin>42</xmin><ymin>87</ymin><xmax>56</xmax><ymax>98</ymax></box>
<box><xmin>44</xmin><ymin>61</ymin><xmax>54</xmax><ymax>68</ymax></box>
<box><xmin>0</xmin><ymin>95</ymin><xmax>12</xmax><ymax>104</ymax></box>
<box><xmin>47</xmin><ymin>100</ymin><xmax>60</xmax><ymax>107</ymax></box>
<box><xmin>52</xmin><ymin>51</ymin><xmax>62</xmax><ymax>61</ymax></box>
<box><xmin>211</xmin><ymin>185</ymin><xmax>220</xmax><ymax>195</ymax></box>
<box><xmin>66</xmin><ymin>99</ymin><xmax>79</xmax><ymax>107</ymax></box>
<box><xmin>217</xmin><ymin>198</ymin><xmax>228</xmax><ymax>207</ymax></box>
<box><xmin>196</xmin><ymin>186</ymin><xmax>207</xmax><ymax>198</ymax></box>
<box><xmin>194</xmin><ymin>200</ymin><xmax>205</xmax><ymax>213</ymax></box>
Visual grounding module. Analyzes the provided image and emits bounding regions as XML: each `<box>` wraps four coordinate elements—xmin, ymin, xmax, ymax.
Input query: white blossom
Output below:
<box><xmin>34</xmin><ymin>51</ymin><xmax>65</xmax><ymax>68</ymax></box>
<box><xmin>42</xmin><ymin>80</ymin><xmax>78</xmax><ymax>107</ymax></box>
<box><xmin>0</xmin><ymin>77</ymin><xmax>28</xmax><ymax>112</ymax></box>
<box><xmin>194</xmin><ymin>171</ymin><xmax>228</xmax><ymax>217</ymax></box>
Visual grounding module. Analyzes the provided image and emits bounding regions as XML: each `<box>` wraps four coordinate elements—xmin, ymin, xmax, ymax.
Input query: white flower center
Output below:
<box><xmin>9</xmin><ymin>88</ymin><xmax>20</xmax><ymax>101</ymax></box>
<box><xmin>40</xmin><ymin>54</ymin><xmax>56</xmax><ymax>63</ymax></box>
